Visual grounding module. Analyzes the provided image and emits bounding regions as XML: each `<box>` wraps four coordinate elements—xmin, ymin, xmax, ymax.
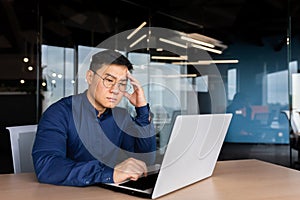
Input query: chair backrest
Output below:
<box><xmin>291</xmin><ymin>110</ymin><xmax>300</xmax><ymax>133</ymax></box>
<box><xmin>281</xmin><ymin>110</ymin><xmax>290</xmax><ymax>120</ymax></box>
<box><xmin>6</xmin><ymin>125</ymin><xmax>37</xmax><ymax>173</ymax></box>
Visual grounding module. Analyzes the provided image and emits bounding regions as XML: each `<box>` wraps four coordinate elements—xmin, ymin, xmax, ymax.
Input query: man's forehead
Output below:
<box><xmin>98</xmin><ymin>65</ymin><xmax>128</xmax><ymax>80</ymax></box>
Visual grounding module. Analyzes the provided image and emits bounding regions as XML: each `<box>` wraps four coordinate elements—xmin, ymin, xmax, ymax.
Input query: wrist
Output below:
<box><xmin>136</xmin><ymin>103</ymin><xmax>147</xmax><ymax>107</ymax></box>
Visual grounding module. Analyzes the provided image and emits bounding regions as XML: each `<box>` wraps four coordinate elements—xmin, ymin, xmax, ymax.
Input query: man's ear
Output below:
<box><xmin>86</xmin><ymin>70</ymin><xmax>94</xmax><ymax>84</ymax></box>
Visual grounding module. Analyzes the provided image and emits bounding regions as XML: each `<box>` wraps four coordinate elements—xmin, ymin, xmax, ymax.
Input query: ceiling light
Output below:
<box><xmin>127</xmin><ymin>21</ymin><xmax>147</xmax><ymax>40</ymax></box>
<box><xmin>159</xmin><ymin>38</ymin><xmax>187</xmax><ymax>49</ymax></box>
<box><xmin>191</xmin><ymin>44</ymin><xmax>222</xmax><ymax>54</ymax></box>
<box><xmin>172</xmin><ymin>60</ymin><xmax>239</xmax><ymax>65</ymax></box>
<box><xmin>187</xmin><ymin>33</ymin><xmax>221</xmax><ymax>43</ymax></box>
<box><xmin>187</xmin><ymin>33</ymin><xmax>228</xmax><ymax>49</ymax></box>
<box><xmin>23</xmin><ymin>57</ymin><xmax>29</xmax><ymax>63</ymax></box>
<box><xmin>209</xmin><ymin>60</ymin><xmax>239</xmax><ymax>64</ymax></box>
<box><xmin>181</xmin><ymin>36</ymin><xmax>215</xmax><ymax>48</ymax></box>
<box><xmin>150</xmin><ymin>74</ymin><xmax>197</xmax><ymax>78</ymax></box>
<box><xmin>129</xmin><ymin>34</ymin><xmax>147</xmax><ymax>48</ymax></box>
<box><xmin>27</xmin><ymin>66</ymin><xmax>33</xmax><ymax>71</ymax></box>
<box><xmin>151</xmin><ymin>55</ymin><xmax>188</xmax><ymax>60</ymax></box>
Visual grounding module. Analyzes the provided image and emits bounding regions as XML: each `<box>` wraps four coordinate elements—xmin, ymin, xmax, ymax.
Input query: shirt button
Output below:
<box><xmin>85</xmin><ymin>180</ymin><xmax>90</xmax><ymax>184</ymax></box>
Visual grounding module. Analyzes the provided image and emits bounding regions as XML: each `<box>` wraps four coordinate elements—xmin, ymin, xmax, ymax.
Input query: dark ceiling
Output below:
<box><xmin>0</xmin><ymin>0</ymin><xmax>299</xmax><ymax>54</ymax></box>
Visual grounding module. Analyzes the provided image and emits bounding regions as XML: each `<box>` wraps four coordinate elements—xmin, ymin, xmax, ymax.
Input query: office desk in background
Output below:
<box><xmin>1</xmin><ymin>159</ymin><xmax>300</xmax><ymax>200</ymax></box>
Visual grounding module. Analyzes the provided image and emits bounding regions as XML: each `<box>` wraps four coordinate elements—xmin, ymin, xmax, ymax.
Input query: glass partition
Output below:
<box><xmin>1</xmin><ymin>0</ymin><xmax>300</xmax><ymax>173</ymax></box>
<box><xmin>41</xmin><ymin>45</ymin><xmax>75</xmax><ymax>112</ymax></box>
<box><xmin>38</xmin><ymin>4</ymin><xmax>291</xmax><ymax>146</ymax></box>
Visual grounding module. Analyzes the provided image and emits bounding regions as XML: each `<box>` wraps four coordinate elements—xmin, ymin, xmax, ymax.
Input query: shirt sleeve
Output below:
<box><xmin>134</xmin><ymin>104</ymin><xmax>151</xmax><ymax>126</ymax></box>
<box><xmin>32</xmin><ymin>100</ymin><xmax>114</xmax><ymax>186</ymax></box>
<box><xmin>121</xmin><ymin>104</ymin><xmax>157</xmax><ymax>164</ymax></box>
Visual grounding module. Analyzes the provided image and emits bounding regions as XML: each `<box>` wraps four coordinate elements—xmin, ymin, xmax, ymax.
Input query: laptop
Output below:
<box><xmin>98</xmin><ymin>114</ymin><xmax>232</xmax><ymax>199</ymax></box>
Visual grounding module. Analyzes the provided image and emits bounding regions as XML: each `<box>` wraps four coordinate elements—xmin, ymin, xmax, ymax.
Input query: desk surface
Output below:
<box><xmin>1</xmin><ymin>159</ymin><xmax>300</xmax><ymax>200</ymax></box>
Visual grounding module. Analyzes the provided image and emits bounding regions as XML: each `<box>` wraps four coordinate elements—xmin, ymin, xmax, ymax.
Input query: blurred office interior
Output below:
<box><xmin>1</xmin><ymin>0</ymin><xmax>300</xmax><ymax>173</ymax></box>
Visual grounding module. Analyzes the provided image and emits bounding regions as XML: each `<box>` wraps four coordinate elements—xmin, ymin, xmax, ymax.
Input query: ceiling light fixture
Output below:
<box><xmin>151</xmin><ymin>55</ymin><xmax>188</xmax><ymax>60</ymax></box>
<box><xmin>159</xmin><ymin>38</ymin><xmax>187</xmax><ymax>49</ymax></box>
<box><xmin>127</xmin><ymin>21</ymin><xmax>147</xmax><ymax>40</ymax></box>
<box><xmin>129</xmin><ymin>34</ymin><xmax>147</xmax><ymax>48</ymax></box>
<box><xmin>209</xmin><ymin>60</ymin><xmax>239</xmax><ymax>64</ymax></box>
<box><xmin>150</xmin><ymin>74</ymin><xmax>197</xmax><ymax>78</ymax></box>
<box><xmin>27</xmin><ymin>66</ymin><xmax>34</xmax><ymax>71</ymax></box>
<box><xmin>191</xmin><ymin>44</ymin><xmax>223</xmax><ymax>54</ymax></box>
<box><xmin>187</xmin><ymin>33</ymin><xmax>228</xmax><ymax>49</ymax></box>
<box><xmin>23</xmin><ymin>57</ymin><xmax>29</xmax><ymax>63</ymax></box>
<box><xmin>181</xmin><ymin>36</ymin><xmax>215</xmax><ymax>48</ymax></box>
<box><xmin>172</xmin><ymin>60</ymin><xmax>239</xmax><ymax>65</ymax></box>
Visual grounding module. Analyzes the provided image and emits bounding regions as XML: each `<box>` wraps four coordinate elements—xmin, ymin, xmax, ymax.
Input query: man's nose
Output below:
<box><xmin>110</xmin><ymin>83</ymin><xmax>120</xmax><ymax>94</ymax></box>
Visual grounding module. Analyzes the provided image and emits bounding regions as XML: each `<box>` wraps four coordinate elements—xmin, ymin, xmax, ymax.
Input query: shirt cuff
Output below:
<box><xmin>101</xmin><ymin>166</ymin><xmax>114</xmax><ymax>183</ymax></box>
<box><xmin>135</xmin><ymin>104</ymin><xmax>151</xmax><ymax>125</ymax></box>
<box><xmin>135</xmin><ymin>104</ymin><xmax>149</xmax><ymax>115</ymax></box>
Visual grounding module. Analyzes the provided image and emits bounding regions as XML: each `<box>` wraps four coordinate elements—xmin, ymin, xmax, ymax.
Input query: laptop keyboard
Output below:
<box><xmin>119</xmin><ymin>173</ymin><xmax>158</xmax><ymax>190</ymax></box>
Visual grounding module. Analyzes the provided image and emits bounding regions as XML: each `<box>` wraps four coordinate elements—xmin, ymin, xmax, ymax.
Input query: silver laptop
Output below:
<box><xmin>99</xmin><ymin>114</ymin><xmax>232</xmax><ymax>199</ymax></box>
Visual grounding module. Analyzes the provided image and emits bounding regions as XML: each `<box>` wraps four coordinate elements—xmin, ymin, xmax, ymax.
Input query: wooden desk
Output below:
<box><xmin>1</xmin><ymin>159</ymin><xmax>300</xmax><ymax>200</ymax></box>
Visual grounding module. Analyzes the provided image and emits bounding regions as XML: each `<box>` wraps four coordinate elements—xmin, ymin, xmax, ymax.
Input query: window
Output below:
<box><xmin>266</xmin><ymin>70</ymin><xmax>288</xmax><ymax>105</ymax></box>
<box><xmin>41</xmin><ymin>45</ymin><xmax>74</xmax><ymax>112</ymax></box>
<box><xmin>227</xmin><ymin>68</ymin><xmax>237</xmax><ymax>101</ymax></box>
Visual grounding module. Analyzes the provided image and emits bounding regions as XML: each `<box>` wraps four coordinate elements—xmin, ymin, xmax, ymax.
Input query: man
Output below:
<box><xmin>32</xmin><ymin>49</ymin><xmax>156</xmax><ymax>186</ymax></box>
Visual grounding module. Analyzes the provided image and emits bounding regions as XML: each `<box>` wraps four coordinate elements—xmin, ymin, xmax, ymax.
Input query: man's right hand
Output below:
<box><xmin>113</xmin><ymin>158</ymin><xmax>147</xmax><ymax>183</ymax></box>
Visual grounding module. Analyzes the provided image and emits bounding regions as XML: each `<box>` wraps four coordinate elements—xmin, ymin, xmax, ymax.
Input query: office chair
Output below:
<box><xmin>290</xmin><ymin>110</ymin><xmax>300</xmax><ymax>167</ymax></box>
<box><xmin>282</xmin><ymin>110</ymin><xmax>300</xmax><ymax>168</ymax></box>
<box><xmin>6</xmin><ymin>124</ymin><xmax>37</xmax><ymax>173</ymax></box>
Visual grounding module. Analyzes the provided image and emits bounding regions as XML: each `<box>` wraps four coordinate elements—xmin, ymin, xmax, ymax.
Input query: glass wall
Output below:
<box><xmin>37</xmin><ymin>1</ymin><xmax>296</xmax><ymax>158</ymax></box>
<box><xmin>289</xmin><ymin>0</ymin><xmax>300</xmax><ymax>168</ymax></box>
<box><xmin>43</xmin><ymin>43</ymin><xmax>199</xmax><ymax>154</ymax></box>
<box><xmin>35</xmin><ymin>2</ymin><xmax>294</xmax><ymax>147</ymax></box>
<box><xmin>1</xmin><ymin>0</ymin><xmax>300</xmax><ymax>173</ymax></box>
<box><xmin>41</xmin><ymin>45</ymin><xmax>75</xmax><ymax>111</ymax></box>
<box><xmin>224</xmin><ymin>40</ymin><xmax>290</xmax><ymax>144</ymax></box>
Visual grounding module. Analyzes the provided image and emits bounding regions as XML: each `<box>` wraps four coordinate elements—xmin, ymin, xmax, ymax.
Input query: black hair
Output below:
<box><xmin>89</xmin><ymin>49</ymin><xmax>133</xmax><ymax>72</ymax></box>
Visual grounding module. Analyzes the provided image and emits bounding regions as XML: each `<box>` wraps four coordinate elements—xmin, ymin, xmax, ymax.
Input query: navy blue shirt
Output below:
<box><xmin>32</xmin><ymin>91</ymin><xmax>156</xmax><ymax>186</ymax></box>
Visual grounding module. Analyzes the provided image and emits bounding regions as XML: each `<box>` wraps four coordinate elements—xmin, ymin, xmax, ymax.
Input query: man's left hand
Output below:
<box><xmin>123</xmin><ymin>71</ymin><xmax>147</xmax><ymax>107</ymax></box>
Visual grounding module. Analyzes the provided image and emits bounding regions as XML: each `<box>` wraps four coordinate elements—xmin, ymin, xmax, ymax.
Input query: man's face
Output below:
<box><xmin>86</xmin><ymin>64</ymin><xmax>128</xmax><ymax>112</ymax></box>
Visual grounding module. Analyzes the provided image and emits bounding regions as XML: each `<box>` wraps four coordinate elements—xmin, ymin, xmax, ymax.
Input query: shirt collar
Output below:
<box><xmin>96</xmin><ymin>108</ymin><xmax>111</xmax><ymax>120</ymax></box>
<box><xmin>82</xmin><ymin>90</ymin><xmax>112</xmax><ymax>119</ymax></box>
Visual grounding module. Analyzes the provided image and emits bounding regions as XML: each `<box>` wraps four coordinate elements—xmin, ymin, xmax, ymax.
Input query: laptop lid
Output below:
<box><xmin>100</xmin><ymin>114</ymin><xmax>232</xmax><ymax>199</ymax></box>
<box><xmin>152</xmin><ymin>113</ymin><xmax>232</xmax><ymax>199</ymax></box>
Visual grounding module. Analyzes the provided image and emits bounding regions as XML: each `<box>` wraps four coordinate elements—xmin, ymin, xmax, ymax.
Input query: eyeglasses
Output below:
<box><xmin>92</xmin><ymin>70</ymin><xmax>131</xmax><ymax>92</ymax></box>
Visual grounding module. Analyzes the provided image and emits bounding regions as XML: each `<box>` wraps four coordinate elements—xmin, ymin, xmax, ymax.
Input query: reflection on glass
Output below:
<box><xmin>228</xmin><ymin>68</ymin><xmax>236</xmax><ymax>100</ymax></box>
<box><xmin>225</xmin><ymin>69</ymin><xmax>290</xmax><ymax>144</ymax></box>
<box><xmin>41</xmin><ymin>45</ymin><xmax>74</xmax><ymax>112</ymax></box>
